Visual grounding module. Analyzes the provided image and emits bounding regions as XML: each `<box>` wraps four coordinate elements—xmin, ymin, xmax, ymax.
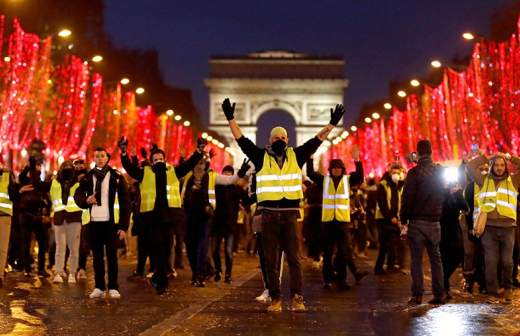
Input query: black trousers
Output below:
<box><xmin>322</xmin><ymin>220</ymin><xmax>356</xmax><ymax>284</ymax></box>
<box><xmin>78</xmin><ymin>225</ymin><xmax>90</xmax><ymax>271</ymax></box>
<box><xmin>150</xmin><ymin>221</ymin><xmax>173</xmax><ymax>289</ymax></box>
<box><xmin>212</xmin><ymin>233</ymin><xmax>234</xmax><ymax>276</ymax></box>
<box><xmin>88</xmin><ymin>222</ymin><xmax>119</xmax><ymax>290</ymax></box>
<box><xmin>136</xmin><ymin>224</ymin><xmax>153</xmax><ymax>275</ymax></box>
<box><xmin>261</xmin><ymin>210</ymin><xmax>302</xmax><ymax>300</ymax></box>
<box><xmin>375</xmin><ymin>220</ymin><xmax>400</xmax><ymax>271</ymax></box>
<box><xmin>441</xmin><ymin>243</ymin><xmax>463</xmax><ymax>292</ymax></box>
<box><xmin>19</xmin><ymin>213</ymin><xmax>49</xmax><ymax>273</ymax></box>
<box><xmin>185</xmin><ymin>214</ymin><xmax>211</xmax><ymax>281</ymax></box>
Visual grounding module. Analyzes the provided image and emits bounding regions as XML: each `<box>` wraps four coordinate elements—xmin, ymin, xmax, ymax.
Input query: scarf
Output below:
<box><xmin>93</xmin><ymin>165</ymin><xmax>110</xmax><ymax>206</ymax></box>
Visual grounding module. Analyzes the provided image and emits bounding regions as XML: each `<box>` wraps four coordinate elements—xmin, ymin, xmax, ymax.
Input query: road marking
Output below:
<box><xmin>139</xmin><ymin>269</ymin><xmax>258</xmax><ymax>336</ymax></box>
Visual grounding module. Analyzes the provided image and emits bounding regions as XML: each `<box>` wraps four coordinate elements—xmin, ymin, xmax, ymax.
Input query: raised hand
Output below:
<box><xmin>222</xmin><ymin>98</ymin><xmax>236</xmax><ymax>121</ymax></box>
<box><xmin>237</xmin><ymin>159</ymin><xmax>251</xmax><ymax>178</ymax></box>
<box><xmin>118</xmin><ymin>136</ymin><xmax>128</xmax><ymax>154</ymax></box>
<box><xmin>352</xmin><ymin>146</ymin><xmax>360</xmax><ymax>161</ymax></box>
<box><xmin>197</xmin><ymin>138</ymin><xmax>207</xmax><ymax>152</ymax></box>
<box><xmin>329</xmin><ymin>104</ymin><xmax>345</xmax><ymax>126</ymax></box>
<box><xmin>140</xmin><ymin>147</ymin><xmax>147</xmax><ymax>160</ymax></box>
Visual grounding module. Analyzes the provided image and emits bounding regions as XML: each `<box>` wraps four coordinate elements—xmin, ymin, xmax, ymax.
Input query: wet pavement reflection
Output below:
<box><xmin>1</xmin><ymin>251</ymin><xmax>520</xmax><ymax>335</ymax></box>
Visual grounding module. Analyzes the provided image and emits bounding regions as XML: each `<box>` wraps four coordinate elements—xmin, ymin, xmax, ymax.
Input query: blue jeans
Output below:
<box><xmin>408</xmin><ymin>220</ymin><xmax>445</xmax><ymax>298</ymax></box>
<box><xmin>481</xmin><ymin>226</ymin><xmax>515</xmax><ymax>294</ymax></box>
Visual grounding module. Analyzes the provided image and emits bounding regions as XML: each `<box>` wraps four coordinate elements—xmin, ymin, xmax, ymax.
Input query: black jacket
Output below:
<box><xmin>400</xmin><ymin>157</ymin><xmax>445</xmax><ymax>223</ymax></box>
<box><xmin>376</xmin><ymin>174</ymin><xmax>404</xmax><ymax>229</ymax></box>
<box><xmin>15</xmin><ymin>167</ymin><xmax>51</xmax><ymax>214</ymax></box>
<box><xmin>74</xmin><ymin>166</ymin><xmax>130</xmax><ymax>231</ymax></box>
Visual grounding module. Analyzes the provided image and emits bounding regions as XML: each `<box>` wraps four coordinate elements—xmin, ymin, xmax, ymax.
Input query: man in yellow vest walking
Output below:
<box><xmin>468</xmin><ymin>152</ymin><xmax>520</xmax><ymax>303</ymax></box>
<box><xmin>0</xmin><ymin>162</ymin><xmax>15</xmax><ymax>288</ymax></box>
<box><xmin>306</xmin><ymin>153</ymin><xmax>367</xmax><ymax>290</ymax></box>
<box><xmin>118</xmin><ymin>137</ymin><xmax>205</xmax><ymax>294</ymax></box>
<box><xmin>222</xmin><ymin>97</ymin><xmax>344</xmax><ymax>312</ymax></box>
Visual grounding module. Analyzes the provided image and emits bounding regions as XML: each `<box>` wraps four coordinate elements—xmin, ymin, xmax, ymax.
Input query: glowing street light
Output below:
<box><xmin>201</xmin><ymin>132</ymin><xmax>208</xmax><ymax>139</ymax></box>
<box><xmin>120</xmin><ymin>78</ymin><xmax>130</xmax><ymax>85</ymax></box>
<box><xmin>340</xmin><ymin>130</ymin><xmax>349</xmax><ymax>139</ymax></box>
<box><xmin>174</xmin><ymin>115</ymin><xmax>181</xmax><ymax>121</ymax></box>
<box><xmin>166</xmin><ymin>109</ymin><xmax>174</xmax><ymax>116</ymax></box>
<box><xmin>372</xmin><ymin>112</ymin><xmax>380</xmax><ymax>120</ymax></box>
<box><xmin>350</xmin><ymin>125</ymin><xmax>357</xmax><ymax>132</ymax></box>
<box><xmin>462</xmin><ymin>32</ymin><xmax>475</xmax><ymax>41</ymax></box>
<box><xmin>397</xmin><ymin>90</ymin><xmax>407</xmax><ymax>98</ymax></box>
<box><xmin>364</xmin><ymin>117</ymin><xmax>372</xmax><ymax>124</ymax></box>
<box><xmin>183</xmin><ymin>120</ymin><xmax>191</xmax><ymax>127</ymax></box>
<box><xmin>58</xmin><ymin>29</ymin><xmax>72</xmax><ymax>38</ymax></box>
<box><xmin>206</xmin><ymin>135</ymin><xmax>213</xmax><ymax>141</ymax></box>
<box><xmin>91</xmin><ymin>55</ymin><xmax>103</xmax><ymax>63</ymax></box>
<box><xmin>431</xmin><ymin>60</ymin><xmax>442</xmax><ymax>68</ymax></box>
<box><xmin>3</xmin><ymin>56</ymin><xmax>10</xmax><ymax>62</ymax></box>
<box><xmin>135</xmin><ymin>87</ymin><xmax>145</xmax><ymax>95</ymax></box>
<box><xmin>383</xmin><ymin>102</ymin><xmax>392</xmax><ymax>110</ymax></box>
<box><xmin>410</xmin><ymin>79</ymin><xmax>420</xmax><ymax>87</ymax></box>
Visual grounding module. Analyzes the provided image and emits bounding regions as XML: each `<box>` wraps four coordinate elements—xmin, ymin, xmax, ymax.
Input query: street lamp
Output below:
<box><xmin>91</xmin><ymin>55</ymin><xmax>103</xmax><ymax>63</ymax></box>
<box><xmin>364</xmin><ymin>117</ymin><xmax>372</xmax><ymax>124</ymax></box>
<box><xmin>350</xmin><ymin>125</ymin><xmax>357</xmax><ymax>132</ymax></box>
<box><xmin>383</xmin><ymin>102</ymin><xmax>392</xmax><ymax>110</ymax></box>
<box><xmin>166</xmin><ymin>109</ymin><xmax>174</xmax><ymax>116</ymax></box>
<box><xmin>135</xmin><ymin>87</ymin><xmax>145</xmax><ymax>95</ymax></box>
<box><xmin>462</xmin><ymin>32</ymin><xmax>475</xmax><ymax>41</ymax></box>
<box><xmin>174</xmin><ymin>115</ymin><xmax>181</xmax><ymax>121</ymax></box>
<box><xmin>58</xmin><ymin>29</ymin><xmax>72</xmax><ymax>38</ymax></box>
<box><xmin>120</xmin><ymin>78</ymin><xmax>130</xmax><ymax>85</ymax></box>
<box><xmin>397</xmin><ymin>90</ymin><xmax>407</xmax><ymax>98</ymax></box>
<box><xmin>410</xmin><ymin>79</ymin><xmax>420</xmax><ymax>87</ymax></box>
<box><xmin>372</xmin><ymin>112</ymin><xmax>380</xmax><ymax>120</ymax></box>
<box><xmin>183</xmin><ymin>120</ymin><xmax>191</xmax><ymax>127</ymax></box>
<box><xmin>431</xmin><ymin>60</ymin><xmax>442</xmax><ymax>68</ymax></box>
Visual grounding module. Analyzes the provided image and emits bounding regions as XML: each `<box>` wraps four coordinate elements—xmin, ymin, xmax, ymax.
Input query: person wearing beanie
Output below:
<box><xmin>468</xmin><ymin>152</ymin><xmax>520</xmax><ymax>303</ymax></box>
<box><xmin>221</xmin><ymin>97</ymin><xmax>344</xmax><ymax>312</ymax></box>
<box><xmin>400</xmin><ymin>140</ymin><xmax>447</xmax><ymax>305</ymax></box>
<box><xmin>117</xmin><ymin>137</ymin><xmax>205</xmax><ymax>294</ymax></box>
<box><xmin>306</xmin><ymin>149</ymin><xmax>368</xmax><ymax>290</ymax></box>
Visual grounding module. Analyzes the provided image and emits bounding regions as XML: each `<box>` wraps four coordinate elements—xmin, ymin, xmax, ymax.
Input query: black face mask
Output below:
<box><xmin>61</xmin><ymin>168</ymin><xmax>74</xmax><ymax>180</ymax></box>
<box><xmin>271</xmin><ymin>140</ymin><xmax>287</xmax><ymax>156</ymax></box>
<box><xmin>152</xmin><ymin>161</ymin><xmax>166</xmax><ymax>172</ymax></box>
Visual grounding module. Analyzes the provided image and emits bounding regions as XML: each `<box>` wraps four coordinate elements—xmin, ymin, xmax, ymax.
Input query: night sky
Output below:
<box><xmin>105</xmin><ymin>0</ymin><xmax>513</xmax><ymax>129</ymax></box>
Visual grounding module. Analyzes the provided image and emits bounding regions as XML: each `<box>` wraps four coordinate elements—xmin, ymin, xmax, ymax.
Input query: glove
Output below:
<box><xmin>237</xmin><ymin>159</ymin><xmax>251</xmax><ymax>178</ymax></box>
<box><xmin>197</xmin><ymin>138</ymin><xmax>207</xmax><ymax>152</ymax></box>
<box><xmin>222</xmin><ymin>98</ymin><xmax>235</xmax><ymax>121</ymax></box>
<box><xmin>329</xmin><ymin>104</ymin><xmax>345</xmax><ymax>126</ymax></box>
<box><xmin>140</xmin><ymin>147</ymin><xmax>147</xmax><ymax>160</ymax></box>
<box><xmin>118</xmin><ymin>136</ymin><xmax>128</xmax><ymax>154</ymax></box>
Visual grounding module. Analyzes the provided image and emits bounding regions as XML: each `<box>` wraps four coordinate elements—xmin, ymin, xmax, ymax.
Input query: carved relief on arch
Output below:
<box><xmin>251</xmin><ymin>100</ymin><xmax>302</xmax><ymax>125</ymax></box>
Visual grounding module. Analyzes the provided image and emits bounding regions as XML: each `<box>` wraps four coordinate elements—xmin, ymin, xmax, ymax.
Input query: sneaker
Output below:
<box><xmin>108</xmin><ymin>289</ymin><xmax>121</xmax><ymax>299</ymax></box>
<box><xmin>267</xmin><ymin>298</ymin><xmax>282</xmax><ymax>312</ymax></box>
<box><xmin>68</xmin><ymin>274</ymin><xmax>76</xmax><ymax>284</ymax></box>
<box><xmin>428</xmin><ymin>296</ymin><xmax>446</xmax><ymax>305</ymax></box>
<box><xmin>354</xmin><ymin>271</ymin><xmax>369</xmax><ymax>283</ymax></box>
<box><xmin>52</xmin><ymin>274</ymin><xmax>64</xmax><ymax>283</ymax></box>
<box><xmin>407</xmin><ymin>296</ymin><xmax>422</xmax><ymax>305</ymax></box>
<box><xmin>168</xmin><ymin>269</ymin><xmax>178</xmax><ymax>279</ymax></box>
<box><xmin>291</xmin><ymin>294</ymin><xmax>306</xmax><ymax>312</ymax></box>
<box><xmin>89</xmin><ymin>288</ymin><xmax>106</xmax><ymax>299</ymax></box>
<box><xmin>255</xmin><ymin>289</ymin><xmax>271</xmax><ymax>303</ymax></box>
<box><xmin>77</xmin><ymin>269</ymin><xmax>87</xmax><ymax>280</ymax></box>
<box><xmin>146</xmin><ymin>272</ymin><xmax>154</xmax><ymax>279</ymax></box>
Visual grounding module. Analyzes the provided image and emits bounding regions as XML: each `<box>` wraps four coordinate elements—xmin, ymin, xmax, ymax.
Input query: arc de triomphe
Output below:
<box><xmin>205</xmin><ymin>50</ymin><xmax>348</xmax><ymax>166</ymax></box>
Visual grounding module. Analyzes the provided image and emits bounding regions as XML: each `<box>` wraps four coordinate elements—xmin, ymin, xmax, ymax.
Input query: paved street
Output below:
<box><xmin>1</xmin><ymin>250</ymin><xmax>520</xmax><ymax>336</ymax></box>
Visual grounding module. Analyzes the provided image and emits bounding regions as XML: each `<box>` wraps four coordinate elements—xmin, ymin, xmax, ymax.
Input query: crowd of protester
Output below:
<box><xmin>0</xmin><ymin>97</ymin><xmax>519</xmax><ymax>312</ymax></box>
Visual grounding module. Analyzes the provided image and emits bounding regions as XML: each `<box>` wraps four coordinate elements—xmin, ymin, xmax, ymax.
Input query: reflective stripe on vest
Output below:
<box><xmin>181</xmin><ymin>171</ymin><xmax>218</xmax><ymax>210</ymax></box>
<box><xmin>256</xmin><ymin>148</ymin><xmax>303</xmax><ymax>203</ymax></box>
<box><xmin>375</xmin><ymin>180</ymin><xmax>402</xmax><ymax>220</ymax></box>
<box><xmin>0</xmin><ymin>172</ymin><xmax>12</xmax><ymax>216</ymax></box>
<box><xmin>472</xmin><ymin>183</ymin><xmax>482</xmax><ymax>223</ymax></box>
<box><xmin>321</xmin><ymin>175</ymin><xmax>350</xmax><ymax>222</ymax></box>
<box><xmin>480</xmin><ymin>176</ymin><xmax>518</xmax><ymax>220</ymax></box>
<box><xmin>50</xmin><ymin>179</ymin><xmax>82</xmax><ymax>216</ymax></box>
<box><xmin>139</xmin><ymin>165</ymin><xmax>181</xmax><ymax>213</ymax></box>
<box><xmin>114</xmin><ymin>193</ymin><xmax>120</xmax><ymax>224</ymax></box>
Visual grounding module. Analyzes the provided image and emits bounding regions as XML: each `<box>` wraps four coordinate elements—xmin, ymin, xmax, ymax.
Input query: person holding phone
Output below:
<box><xmin>74</xmin><ymin>147</ymin><xmax>130</xmax><ymax>299</ymax></box>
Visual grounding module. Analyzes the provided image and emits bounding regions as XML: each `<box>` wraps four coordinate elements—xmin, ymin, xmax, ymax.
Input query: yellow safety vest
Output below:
<box><xmin>139</xmin><ymin>165</ymin><xmax>181</xmax><ymax>212</ymax></box>
<box><xmin>480</xmin><ymin>176</ymin><xmax>518</xmax><ymax>220</ymax></box>
<box><xmin>321</xmin><ymin>175</ymin><xmax>350</xmax><ymax>222</ymax></box>
<box><xmin>256</xmin><ymin>148</ymin><xmax>303</xmax><ymax>203</ymax></box>
<box><xmin>50</xmin><ymin>179</ymin><xmax>82</xmax><ymax>215</ymax></box>
<box><xmin>472</xmin><ymin>183</ymin><xmax>481</xmax><ymax>223</ymax></box>
<box><xmin>113</xmin><ymin>192</ymin><xmax>120</xmax><ymax>224</ymax></box>
<box><xmin>181</xmin><ymin>170</ymin><xmax>217</xmax><ymax>209</ymax></box>
<box><xmin>375</xmin><ymin>180</ymin><xmax>402</xmax><ymax>220</ymax></box>
<box><xmin>0</xmin><ymin>172</ymin><xmax>12</xmax><ymax>216</ymax></box>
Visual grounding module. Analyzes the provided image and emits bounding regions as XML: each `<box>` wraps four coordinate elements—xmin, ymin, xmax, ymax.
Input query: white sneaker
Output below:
<box><xmin>68</xmin><ymin>274</ymin><xmax>76</xmax><ymax>284</ymax></box>
<box><xmin>52</xmin><ymin>274</ymin><xmax>64</xmax><ymax>284</ymax></box>
<box><xmin>108</xmin><ymin>289</ymin><xmax>121</xmax><ymax>299</ymax></box>
<box><xmin>255</xmin><ymin>289</ymin><xmax>271</xmax><ymax>303</ymax></box>
<box><xmin>77</xmin><ymin>269</ymin><xmax>87</xmax><ymax>280</ymax></box>
<box><xmin>89</xmin><ymin>288</ymin><xmax>106</xmax><ymax>299</ymax></box>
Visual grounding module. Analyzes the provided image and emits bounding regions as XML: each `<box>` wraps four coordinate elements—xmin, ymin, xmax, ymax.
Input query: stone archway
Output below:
<box><xmin>205</xmin><ymin>50</ymin><xmax>349</xmax><ymax>167</ymax></box>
